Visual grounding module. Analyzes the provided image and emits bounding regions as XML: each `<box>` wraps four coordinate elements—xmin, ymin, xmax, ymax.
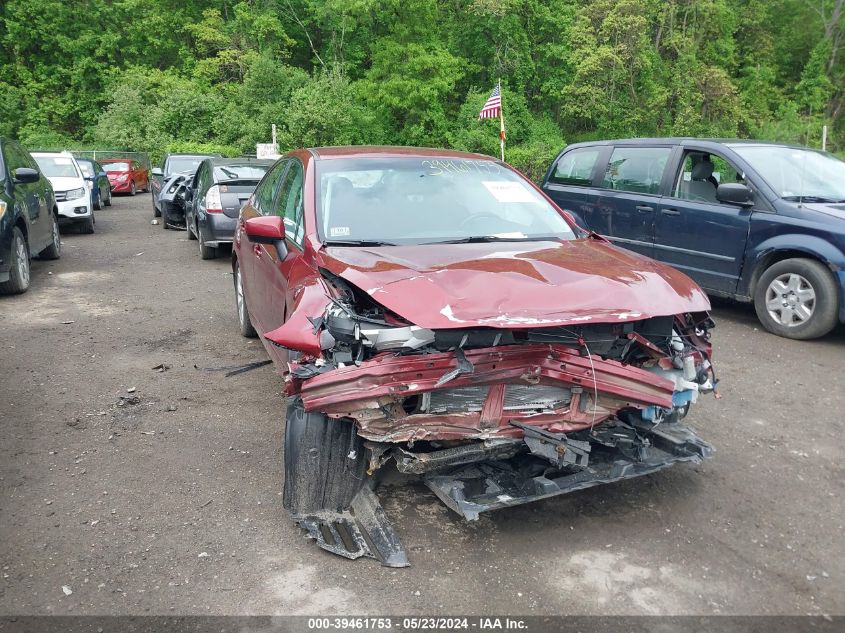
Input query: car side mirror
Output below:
<box><xmin>12</xmin><ymin>167</ymin><xmax>40</xmax><ymax>184</ymax></box>
<box><xmin>716</xmin><ymin>183</ymin><xmax>754</xmax><ymax>208</ymax></box>
<box><xmin>152</xmin><ymin>168</ymin><xmax>163</xmax><ymax>176</ymax></box>
<box><xmin>245</xmin><ymin>216</ymin><xmax>285</xmax><ymax>243</ymax></box>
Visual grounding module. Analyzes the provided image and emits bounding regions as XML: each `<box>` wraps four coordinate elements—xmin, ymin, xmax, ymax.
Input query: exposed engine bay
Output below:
<box><xmin>271</xmin><ymin>268</ymin><xmax>717</xmax><ymax>567</ymax></box>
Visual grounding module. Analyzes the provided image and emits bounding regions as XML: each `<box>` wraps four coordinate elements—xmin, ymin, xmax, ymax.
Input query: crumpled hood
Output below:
<box><xmin>317</xmin><ymin>238</ymin><xmax>711</xmax><ymax>329</ymax></box>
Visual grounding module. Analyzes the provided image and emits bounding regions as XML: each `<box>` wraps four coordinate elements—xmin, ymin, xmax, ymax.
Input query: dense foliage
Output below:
<box><xmin>2</xmin><ymin>0</ymin><xmax>843</xmax><ymax>178</ymax></box>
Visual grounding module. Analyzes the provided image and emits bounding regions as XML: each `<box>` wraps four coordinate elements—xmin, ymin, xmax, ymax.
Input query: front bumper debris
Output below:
<box><xmin>425</xmin><ymin>419</ymin><xmax>713</xmax><ymax>521</ymax></box>
<box><xmin>295</xmin><ymin>419</ymin><xmax>712</xmax><ymax>564</ymax></box>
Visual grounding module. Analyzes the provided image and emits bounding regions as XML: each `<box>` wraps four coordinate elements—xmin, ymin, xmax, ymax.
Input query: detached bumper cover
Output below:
<box><xmin>425</xmin><ymin>420</ymin><xmax>713</xmax><ymax>521</ymax></box>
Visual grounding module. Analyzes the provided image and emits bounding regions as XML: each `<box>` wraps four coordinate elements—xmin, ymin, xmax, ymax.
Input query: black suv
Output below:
<box><xmin>542</xmin><ymin>138</ymin><xmax>845</xmax><ymax>340</ymax></box>
<box><xmin>0</xmin><ymin>138</ymin><xmax>60</xmax><ymax>294</ymax></box>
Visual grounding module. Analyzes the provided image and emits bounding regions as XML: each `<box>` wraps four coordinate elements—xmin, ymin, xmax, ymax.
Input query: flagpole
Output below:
<box><xmin>498</xmin><ymin>79</ymin><xmax>505</xmax><ymax>162</ymax></box>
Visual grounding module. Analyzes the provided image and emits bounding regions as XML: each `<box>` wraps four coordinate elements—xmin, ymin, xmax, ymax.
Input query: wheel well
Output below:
<box><xmin>749</xmin><ymin>249</ymin><xmax>831</xmax><ymax>296</ymax></box>
<box><xmin>14</xmin><ymin>217</ymin><xmax>27</xmax><ymax>242</ymax></box>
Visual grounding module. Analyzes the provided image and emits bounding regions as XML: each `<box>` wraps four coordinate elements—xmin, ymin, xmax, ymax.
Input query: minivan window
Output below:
<box><xmin>550</xmin><ymin>147</ymin><xmax>600</xmax><ymax>186</ymax></box>
<box><xmin>602</xmin><ymin>147</ymin><xmax>671</xmax><ymax>195</ymax></box>
<box><xmin>731</xmin><ymin>146</ymin><xmax>845</xmax><ymax>203</ymax></box>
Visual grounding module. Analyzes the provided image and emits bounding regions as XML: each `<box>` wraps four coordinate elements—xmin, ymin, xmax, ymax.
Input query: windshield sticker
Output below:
<box><xmin>482</xmin><ymin>181</ymin><xmax>538</xmax><ymax>203</ymax></box>
<box><xmin>329</xmin><ymin>226</ymin><xmax>351</xmax><ymax>237</ymax></box>
<box><xmin>421</xmin><ymin>159</ymin><xmax>502</xmax><ymax>176</ymax></box>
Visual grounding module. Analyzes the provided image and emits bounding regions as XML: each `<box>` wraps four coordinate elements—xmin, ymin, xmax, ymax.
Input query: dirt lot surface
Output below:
<box><xmin>1</xmin><ymin>195</ymin><xmax>843</xmax><ymax>616</ymax></box>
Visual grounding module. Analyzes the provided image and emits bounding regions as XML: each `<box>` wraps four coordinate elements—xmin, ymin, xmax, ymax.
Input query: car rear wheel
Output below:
<box><xmin>38</xmin><ymin>213</ymin><xmax>61</xmax><ymax>260</ymax></box>
<box><xmin>233</xmin><ymin>261</ymin><xmax>257</xmax><ymax>338</ymax></box>
<box><xmin>198</xmin><ymin>225</ymin><xmax>217</xmax><ymax>260</ymax></box>
<box><xmin>282</xmin><ymin>396</ymin><xmax>367</xmax><ymax>515</ymax></box>
<box><xmin>0</xmin><ymin>228</ymin><xmax>31</xmax><ymax>295</ymax></box>
<box><xmin>130</xmin><ymin>181</ymin><xmax>136</xmax><ymax>196</ymax></box>
<box><xmin>754</xmin><ymin>258</ymin><xmax>839</xmax><ymax>340</ymax></box>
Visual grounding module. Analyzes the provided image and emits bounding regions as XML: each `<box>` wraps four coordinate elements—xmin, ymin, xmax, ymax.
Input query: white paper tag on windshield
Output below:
<box><xmin>329</xmin><ymin>226</ymin><xmax>350</xmax><ymax>237</ymax></box>
<box><xmin>482</xmin><ymin>181</ymin><xmax>537</xmax><ymax>203</ymax></box>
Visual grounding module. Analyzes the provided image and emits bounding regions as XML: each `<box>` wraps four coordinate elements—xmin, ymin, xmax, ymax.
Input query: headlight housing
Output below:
<box><xmin>66</xmin><ymin>187</ymin><xmax>86</xmax><ymax>200</ymax></box>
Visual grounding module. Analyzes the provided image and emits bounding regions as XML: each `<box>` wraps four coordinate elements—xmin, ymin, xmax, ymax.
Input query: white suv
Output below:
<box><xmin>31</xmin><ymin>151</ymin><xmax>95</xmax><ymax>233</ymax></box>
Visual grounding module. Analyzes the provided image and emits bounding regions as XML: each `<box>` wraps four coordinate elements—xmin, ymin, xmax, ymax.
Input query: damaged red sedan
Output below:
<box><xmin>232</xmin><ymin>147</ymin><xmax>717</xmax><ymax>567</ymax></box>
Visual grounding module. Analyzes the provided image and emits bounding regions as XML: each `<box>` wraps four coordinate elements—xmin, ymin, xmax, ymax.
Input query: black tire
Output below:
<box><xmin>130</xmin><ymin>181</ymin><xmax>136</xmax><ymax>196</ymax></box>
<box><xmin>233</xmin><ymin>261</ymin><xmax>257</xmax><ymax>338</ymax></box>
<box><xmin>80</xmin><ymin>214</ymin><xmax>95</xmax><ymax>234</ymax></box>
<box><xmin>187</xmin><ymin>217</ymin><xmax>197</xmax><ymax>240</ymax></box>
<box><xmin>0</xmin><ymin>227</ymin><xmax>31</xmax><ymax>295</ymax></box>
<box><xmin>104</xmin><ymin>187</ymin><xmax>112</xmax><ymax>207</ymax></box>
<box><xmin>754</xmin><ymin>258</ymin><xmax>839</xmax><ymax>340</ymax></box>
<box><xmin>38</xmin><ymin>213</ymin><xmax>61</xmax><ymax>260</ymax></box>
<box><xmin>198</xmin><ymin>226</ymin><xmax>217</xmax><ymax>260</ymax></box>
<box><xmin>93</xmin><ymin>191</ymin><xmax>102</xmax><ymax>211</ymax></box>
<box><xmin>153</xmin><ymin>195</ymin><xmax>161</xmax><ymax>217</ymax></box>
<box><xmin>282</xmin><ymin>396</ymin><xmax>367</xmax><ymax>515</ymax></box>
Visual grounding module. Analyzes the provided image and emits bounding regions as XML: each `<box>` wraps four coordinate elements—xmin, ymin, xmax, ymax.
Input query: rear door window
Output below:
<box><xmin>602</xmin><ymin>147</ymin><xmax>672</xmax><ymax>195</ymax></box>
<box><xmin>549</xmin><ymin>147</ymin><xmax>601</xmax><ymax>186</ymax></box>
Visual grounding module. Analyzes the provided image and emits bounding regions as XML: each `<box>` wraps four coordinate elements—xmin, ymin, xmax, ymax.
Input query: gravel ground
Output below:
<box><xmin>0</xmin><ymin>194</ymin><xmax>843</xmax><ymax>616</ymax></box>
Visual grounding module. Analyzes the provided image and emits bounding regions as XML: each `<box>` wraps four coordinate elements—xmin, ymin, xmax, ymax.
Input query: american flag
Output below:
<box><xmin>479</xmin><ymin>83</ymin><xmax>502</xmax><ymax>119</ymax></box>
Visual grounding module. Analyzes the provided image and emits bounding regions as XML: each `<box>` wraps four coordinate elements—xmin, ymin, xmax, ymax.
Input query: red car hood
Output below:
<box><xmin>316</xmin><ymin>238</ymin><xmax>711</xmax><ymax>329</ymax></box>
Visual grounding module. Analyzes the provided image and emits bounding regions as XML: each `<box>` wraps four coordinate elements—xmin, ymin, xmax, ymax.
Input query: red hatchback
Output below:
<box><xmin>101</xmin><ymin>158</ymin><xmax>149</xmax><ymax>195</ymax></box>
<box><xmin>233</xmin><ymin>147</ymin><xmax>717</xmax><ymax>566</ymax></box>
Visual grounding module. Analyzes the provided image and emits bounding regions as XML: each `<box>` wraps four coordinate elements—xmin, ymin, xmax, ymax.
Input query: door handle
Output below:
<box><xmin>635</xmin><ymin>205</ymin><xmax>654</xmax><ymax>214</ymax></box>
<box><xmin>661</xmin><ymin>208</ymin><xmax>681</xmax><ymax>216</ymax></box>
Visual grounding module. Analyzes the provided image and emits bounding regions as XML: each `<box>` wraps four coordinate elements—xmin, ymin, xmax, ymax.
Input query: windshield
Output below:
<box><xmin>732</xmin><ymin>146</ymin><xmax>845</xmax><ymax>203</ymax></box>
<box><xmin>317</xmin><ymin>157</ymin><xmax>576</xmax><ymax>244</ymax></box>
<box><xmin>213</xmin><ymin>164</ymin><xmax>269</xmax><ymax>182</ymax></box>
<box><xmin>167</xmin><ymin>157</ymin><xmax>204</xmax><ymax>175</ymax></box>
<box><xmin>77</xmin><ymin>161</ymin><xmax>94</xmax><ymax>177</ymax></box>
<box><xmin>103</xmin><ymin>161</ymin><xmax>131</xmax><ymax>172</ymax></box>
<box><xmin>34</xmin><ymin>156</ymin><xmax>80</xmax><ymax>178</ymax></box>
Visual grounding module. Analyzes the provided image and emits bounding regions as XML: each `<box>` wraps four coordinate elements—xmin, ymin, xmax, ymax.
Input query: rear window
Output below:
<box><xmin>213</xmin><ymin>164</ymin><xmax>270</xmax><ymax>182</ymax></box>
<box><xmin>601</xmin><ymin>147</ymin><xmax>672</xmax><ymax>195</ymax></box>
<box><xmin>549</xmin><ymin>147</ymin><xmax>601</xmax><ymax>186</ymax></box>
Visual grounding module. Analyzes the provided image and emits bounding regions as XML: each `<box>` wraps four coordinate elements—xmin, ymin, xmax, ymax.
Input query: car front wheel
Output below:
<box><xmin>233</xmin><ymin>261</ymin><xmax>257</xmax><ymax>338</ymax></box>
<box><xmin>0</xmin><ymin>227</ymin><xmax>31</xmax><ymax>294</ymax></box>
<box><xmin>754</xmin><ymin>258</ymin><xmax>839</xmax><ymax>340</ymax></box>
<box><xmin>104</xmin><ymin>186</ymin><xmax>112</xmax><ymax>207</ymax></box>
<box><xmin>130</xmin><ymin>181</ymin><xmax>136</xmax><ymax>196</ymax></box>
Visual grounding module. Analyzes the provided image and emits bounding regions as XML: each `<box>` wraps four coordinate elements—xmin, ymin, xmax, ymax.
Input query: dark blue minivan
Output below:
<box><xmin>541</xmin><ymin>138</ymin><xmax>845</xmax><ymax>339</ymax></box>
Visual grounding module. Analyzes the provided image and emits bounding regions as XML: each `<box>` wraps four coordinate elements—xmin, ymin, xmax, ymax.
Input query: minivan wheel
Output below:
<box><xmin>0</xmin><ymin>228</ymin><xmax>31</xmax><ymax>295</ymax></box>
<box><xmin>282</xmin><ymin>396</ymin><xmax>367</xmax><ymax>516</ymax></box>
<box><xmin>754</xmin><ymin>258</ymin><xmax>839</xmax><ymax>340</ymax></box>
<box><xmin>233</xmin><ymin>262</ymin><xmax>257</xmax><ymax>338</ymax></box>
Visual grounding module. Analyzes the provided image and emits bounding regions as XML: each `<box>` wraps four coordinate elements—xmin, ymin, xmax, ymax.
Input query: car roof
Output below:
<box><xmin>167</xmin><ymin>153</ymin><xmax>222</xmax><ymax>158</ymax></box>
<box><xmin>208</xmin><ymin>157</ymin><xmax>275</xmax><ymax>166</ymax></box>
<box><xmin>563</xmin><ymin>137</ymin><xmax>814</xmax><ymax>151</ymax></box>
<box><xmin>308</xmin><ymin>145</ymin><xmax>494</xmax><ymax>161</ymax></box>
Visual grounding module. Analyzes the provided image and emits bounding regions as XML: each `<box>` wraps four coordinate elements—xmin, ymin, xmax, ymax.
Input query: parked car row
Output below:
<box><xmin>152</xmin><ymin>153</ymin><xmax>273</xmax><ymax>260</ymax></box>
<box><xmin>0</xmin><ymin>139</ymin><xmax>154</xmax><ymax>294</ymax></box>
